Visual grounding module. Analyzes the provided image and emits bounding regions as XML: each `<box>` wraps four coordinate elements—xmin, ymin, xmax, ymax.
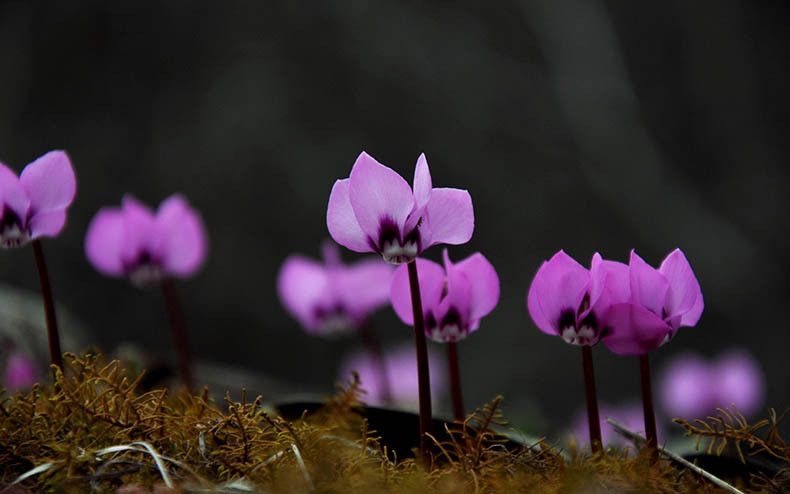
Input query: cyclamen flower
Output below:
<box><xmin>277</xmin><ymin>243</ymin><xmax>394</xmax><ymax>336</ymax></box>
<box><xmin>600</xmin><ymin>249</ymin><xmax>703</xmax><ymax>355</ymax></box>
<box><xmin>390</xmin><ymin>249</ymin><xmax>499</xmax><ymax>342</ymax></box>
<box><xmin>4</xmin><ymin>352</ymin><xmax>36</xmax><ymax>391</ymax></box>
<box><xmin>0</xmin><ymin>151</ymin><xmax>76</xmax><ymax>248</ymax></box>
<box><xmin>327</xmin><ymin>152</ymin><xmax>473</xmax><ymax>264</ymax></box>
<box><xmin>85</xmin><ymin>195</ymin><xmax>207</xmax><ymax>286</ymax></box>
<box><xmin>571</xmin><ymin>403</ymin><xmax>652</xmax><ymax>447</ymax></box>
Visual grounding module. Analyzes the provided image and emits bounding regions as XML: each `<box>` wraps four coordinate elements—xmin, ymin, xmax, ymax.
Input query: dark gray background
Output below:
<box><xmin>0</xmin><ymin>1</ymin><xmax>787</xmax><ymax>434</ymax></box>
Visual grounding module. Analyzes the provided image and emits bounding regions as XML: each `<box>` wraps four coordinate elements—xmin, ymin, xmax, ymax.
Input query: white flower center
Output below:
<box><xmin>561</xmin><ymin>325</ymin><xmax>597</xmax><ymax>346</ymax></box>
<box><xmin>317</xmin><ymin>314</ymin><xmax>354</xmax><ymax>335</ymax></box>
<box><xmin>381</xmin><ymin>239</ymin><xmax>418</xmax><ymax>265</ymax></box>
<box><xmin>128</xmin><ymin>262</ymin><xmax>164</xmax><ymax>287</ymax></box>
<box><xmin>429</xmin><ymin>323</ymin><xmax>463</xmax><ymax>343</ymax></box>
<box><xmin>0</xmin><ymin>223</ymin><xmax>31</xmax><ymax>249</ymax></box>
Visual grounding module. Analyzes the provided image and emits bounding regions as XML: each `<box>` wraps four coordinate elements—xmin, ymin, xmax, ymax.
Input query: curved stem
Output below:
<box><xmin>359</xmin><ymin>320</ymin><xmax>392</xmax><ymax>404</ymax></box>
<box><xmin>31</xmin><ymin>240</ymin><xmax>62</xmax><ymax>371</ymax></box>
<box><xmin>639</xmin><ymin>353</ymin><xmax>658</xmax><ymax>458</ymax></box>
<box><xmin>447</xmin><ymin>341</ymin><xmax>464</xmax><ymax>421</ymax></box>
<box><xmin>581</xmin><ymin>345</ymin><xmax>602</xmax><ymax>453</ymax></box>
<box><xmin>161</xmin><ymin>278</ymin><xmax>194</xmax><ymax>392</ymax></box>
<box><xmin>407</xmin><ymin>260</ymin><xmax>432</xmax><ymax>466</ymax></box>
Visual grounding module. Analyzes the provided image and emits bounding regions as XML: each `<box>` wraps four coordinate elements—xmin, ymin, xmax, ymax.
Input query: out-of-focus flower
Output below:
<box><xmin>571</xmin><ymin>403</ymin><xmax>653</xmax><ymax>447</ymax></box>
<box><xmin>659</xmin><ymin>349</ymin><xmax>764</xmax><ymax>419</ymax></box>
<box><xmin>601</xmin><ymin>249</ymin><xmax>704</xmax><ymax>355</ymax></box>
<box><xmin>4</xmin><ymin>352</ymin><xmax>36</xmax><ymax>391</ymax></box>
<box><xmin>0</xmin><ymin>151</ymin><xmax>76</xmax><ymax>248</ymax></box>
<box><xmin>327</xmin><ymin>152</ymin><xmax>473</xmax><ymax>264</ymax></box>
<box><xmin>277</xmin><ymin>242</ymin><xmax>394</xmax><ymax>336</ymax></box>
<box><xmin>338</xmin><ymin>344</ymin><xmax>446</xmax><ymax>408</ymax></box>
<box><xmin>391</xmin><ymin>249</ymin><xmax>499</xmax><ymax>342</ymax></box>
<box><xmin>85</xmin><ymin>195</ymin><xmax>207</xmax><ymax>286</ymax></box>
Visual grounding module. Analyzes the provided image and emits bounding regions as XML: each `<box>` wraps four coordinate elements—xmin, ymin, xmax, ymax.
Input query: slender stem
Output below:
<box><xmin>31</xmin><ymin>240</ymin><xmax>62</xmax><ymax>371</ymax></box>
<box><xmin>639</xmin><ymin>353</ymin><xmax>658</xmax><ymax>455</ymax></box>
<box><xmin>358</xmin><ymin>320</ymin><xmax>392</xmax><ymax>404</ymax></box>
<box><xmin>447</xmin><ymin>341</ymin><xmax>465</xmax><ymax>421</ymax></box>
<box><xmin>161</xmin><ymin>278</ymin><xmax>194</xmax><ymax>392</ymax></box>
<box><xmin>581</xmin><ymin>345</ymin><xmax>602</xmax><ymax>453</ymax></box>
<box><xmin>406</xmin><ymin>260</ymin><xmax>432</xmax><ymax>466</ymax></box>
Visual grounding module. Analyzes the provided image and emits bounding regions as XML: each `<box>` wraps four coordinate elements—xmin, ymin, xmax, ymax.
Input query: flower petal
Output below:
<box><xmin>659</xmin><ymin>248</ymin><xmax>703</xmax><ymax>326</ymax></box>
<box><xmin>156</xmin><ymin>195</ymin><xmax>208</xmax><ymax>277</ymax></box>
<box><xmin>589</xmin><ymin>253</ymin><xmax>630</xmax><ymax>314</ymax></box>
<box><xmin>413</xmin><ymin>153</ymin><xmax>432</xmax><ymax>210</ymax></box>
<box><xmin>19</xmin><ymin>150</ymin><xmax>76</xmax><ymax>213</ymax></box>
<box><xmin>600</xmin><ymin>303</ymin><xmax>670</xmax><ymax>355</ymax></box>
<box><xmin>658</xmin><ymin>353</ymin><xmax>715</xmax><ymax>419</ymax></box>
<box><xmin>450</xmin><ymin>250</ymin><xmax>499</xmax><ymax>322</ymax></box>
<box><xmin>336</xmin><ymin>258</ymin><xmax>395</xmax><ymax>321</ymax></box>
<box><xmin>390</xmin><ymin>258</ymin><xmax>445</xmax><ymax>326</ymax></box>
<box><xmin>277</xmin><ymin>255</ymin><xmax>329</xmax><ymax>332</ymax></box>
<box><xmin>526</xmin><ymin>250</ymin><xmax>589</xmax><ymax>336</ymax></box>
<box><xmin>424</xmin><ymin>188</ymin><xmax>473</xmax><ymax>247</ymax></box>
<box><xmin>84</xmin><ymin>208</ymin><xmax>127</xmax><ymax>276</ymax></box>
<box><xmin>121</xmin><ymin>195</ymin><xmax>159</xmax><ymax>263</ymax></box>
<box><xmin>348</xmin><ymin>152</ymin><xmax>415</xmax><ymax>242</ymax></box>
<box><xmin>28</xmin><ymin>209</ymin><xmax>67</xmax><ymax>238</ymax></box>
<box><xmin>628</xmin><ymin>250</ymin><xmax>669</xmax><ymax>317</ymax></box>
<box><xmin>714</xmin><ymin>350</ymin><xmax>764</xmax><ymax>416</ymax></box>
<box><xmin>0</xmin><ymin>162</ymin><xmax>30</xmax><ymax>220</ymax></box>
<box><xmin>327</xmin><ymin>178</ymin><xmax>374</xmax><ymax>252</ymax></box>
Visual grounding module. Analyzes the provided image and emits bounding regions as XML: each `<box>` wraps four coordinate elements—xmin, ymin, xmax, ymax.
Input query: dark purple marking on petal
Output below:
<box><xmin>0</xmin><ymin>210</ymin><xmax>31</xmax><ymax>248</ymax></box>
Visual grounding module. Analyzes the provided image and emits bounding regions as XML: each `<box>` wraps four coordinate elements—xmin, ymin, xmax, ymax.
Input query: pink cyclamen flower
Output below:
<box><xmin>327</xmin><ymin>152</ymin><xmax>473</xmax><ymax>264</ymax></box>
<box><xmin>277</xmin><ymin>242</ymin><xmax>394</xmax><ymax>336</ymax></box>
<box><xmin>390</xmin><ymin>249</ymin><xmax>499</xmax><ymax>342</ymax></box>
<box><xmin>4</xmin><ymin>352</ymin><xmax>36</xmax><ymax>391</ymax></box>
<box><xmin>527</xmin><ymin>250</ymin><xmax>627</xmax><ymax>346</ymax></box>
<box><xmin>85</xmin><ymin>195</ymin><xmax>207</xmax><ymax>286</ymax></box>
<box><xmin>338</xmin><ymin>344</ymin><xmax>447</xmax><ymax>408</ymax></box>
<box><xmin>600</xmin><ymin>249</ymin><xmax>703</xmax><ymax>355</ymax></box>
<box><xmin>0</xmin><ymin>151</ymin><xmax>76</xmax><ymax>248</ymax></box>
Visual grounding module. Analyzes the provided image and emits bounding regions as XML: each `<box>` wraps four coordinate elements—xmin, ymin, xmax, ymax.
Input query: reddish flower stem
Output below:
<box><xmin>359</xmin><ymin>320</ymin><xmax>392</xmax><ymax>405</ymax></box>
<box><xmin>406</xmin><ymin>260</ymin><xmax>432</xmax><ymax>466</ymax></box>
<box><xmin>639</xmin><ymin>353</ymin><xmax>658</xmax><ymax>456</ymax></box>
<box><xmin>161</xmin><ymin>277</ymin><xmax>194</xmax><ymax>392</ymax></box>
<box><xmin>447</xmin><ymin>341</ymin><xmax>465</xmax><ymax>421</ymax></box>
<box><xmin>581</xmin><ymin>345</ymin><xmax>602</xmax><ymax>453</ymax></box>
<box><xmin>31</xmin><ymin>240</ymin><xmax>63</xmax><ymax>371</ymax></box>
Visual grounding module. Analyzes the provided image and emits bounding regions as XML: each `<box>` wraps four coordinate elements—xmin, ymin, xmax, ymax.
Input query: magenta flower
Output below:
<box><xmin>0</xmin><ymin>151</ymin><xmax>76</xmax><ymax>248</ymax></box>
<box><xmin>600</xmin><ymin>249</ymin><xmax>703</xmax><ymax>355</ymax></box>
<box><xmin>4</xmin><ymin>352</ymin><xmax>36</xmax><ymax>391</ymax></box>
<box><xmin>338</xmin><ymin>344</ymin><xmax>447</xmax><ymax>408</ymax></box>
<box><xmin>327</xmin><ymin>152</ymin><xmax>473</xmax><ymax>264</ymax></box>
<box><xmin>715</xmin><ymin>349</ymin><xmax>764</xmax><ymax>416</ymax></box>
<box><xmin>390</xmin><ymin>249</ymin><xmax>499</xmax><ymax>342</ymax></box>
<box><xmin>85</xmin><ymin>195</ymin><xmax>208</xmax><ymax>286</ymax></box>
<box><xmin>277</xmin><ymin>242</ymin><xmax>394</xmax><ymax>336</ymax></box>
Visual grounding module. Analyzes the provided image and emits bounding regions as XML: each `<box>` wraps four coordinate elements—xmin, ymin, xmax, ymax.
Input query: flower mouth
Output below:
<box><xmin>127</xmin><ymin>262</ymin><xmax>164</xmax><ymax>287</ymax></box>
<box><xmin>0</xmin><ymin>222</ymin><xmax>31</xmax><ymax>248</ymax></box>
<box><xmin>558</xmin><ymin>309</ymin><xmax>600</xmax><ymax>346</ymax></box>
<box><xmin>428</xmin><ymin>323</ymin><xmax>463</xmax><ymax>342</ymax></box>
<box><xmin>381</xmin><ymin>239</ymin><xmax>418</xmax><ymax>265</ymax></box>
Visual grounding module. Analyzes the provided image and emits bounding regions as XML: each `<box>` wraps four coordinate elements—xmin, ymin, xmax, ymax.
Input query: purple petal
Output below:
<box><xmin>589</xmin><ymin>253</ymin><xmax>630</xmax><ymax>312</ymax></box>
<box><xmin>600</xmin><ymin>303</ymin><xmax>670</xmax><ymax>355</ymax></box>
<box><xmin>628</xmin><ymin>250</ymin><xmax>669</xmax><ymax>317</ymax></box>
<box><xmin>658</xmin><ymin>353</ymin><xmax>716</xmax><ymax>419</ymax></box>
<box><xmin>19</xmin><ymin>150</ymin><xmax>76</xmax><ymax>213</ymax></box>
<box><xmin>714</xmin><ymin>349</ymin><xmax>764</xmax><ymax>416</ymax></box>
<box><xmin>121</xmin><ymin>195</ymin><xmax>159</xmax><ymax>263</ymax></box>
<box><xmin>335</xmin><ymin>258</ymin><xmax>395</xmax><ymax>321</ymax></box>
<box><xmin>526</xmin><ymin>250</ymin><xmax>589</xmax><ymax>336</ymax></box>
<box><xmin>659</xmin><ymin>249</ymin><xmax>703</xmax><ymax>326</ymax></box>
<box><xmin>348</xmin><ymin>152</ymin><xmax>415</xmax><ymax>241</ymax></box>
<box><xmin>390</xmin><ymin>258</ymin><xmax>446</xmax><ymax>326</ymax></box>
<box><xmin>277</xmin><ymin>255</ymin><xmax>329</xmax><ymax>332</ymax></box>
<box><xmin>0</xmin><ymin>162</ymin><xmax>30</xmax><ymax>220</ymax></box>
<box><xmin>28</xmin><ymin>209</ymin><xmax>67</xmax><ymax>238</ymax></box>
<box><xmin>424</xmin><ymin>188</ymin><xmax>473</xmax><ymax>247</ymax></box>
<box><xmin>450</xmin><ymin>250</ymin><xmax>499</xmax><ymax>322</ymax></box>
<box><xmin>84</xmin><ymin>208</ymin><xmax>127</xmax><ymax>276</ymax></box>
<box><xmin>156</xmin><ymin>195</ymin><xmax>208</xmax><ymax>277</ymax></box>
<box><xmin>327</xmin><ymin>178</ymin><xmax>373</xmax><ymax>253</ymax></box>
<box><xmin>430</xmin><ymin>253</ymin><xmax>472</xmax><ymax>341</ymax></box>
<box><xmin>4</xmin><ymin>352</ymin><xmax>36</xmax><ymax>391</ymax></box>
<box><xmin>412</xmin><ymin>153</ymin><xmax>432</xmax><ymax>210</ymax></box>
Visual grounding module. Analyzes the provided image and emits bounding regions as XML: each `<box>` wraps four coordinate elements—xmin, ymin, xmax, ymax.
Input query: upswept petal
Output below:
<box><xmin>19</xmin><ymin>150</ymin><xmax>76</xmax><ymax>213</ymax></box>
<box><xmin>0</xmin><ymin>162</ymin><xmax>30</xmax><ymax>220</ymax></box>
<box><xmin>600</xmin><ymin>303</ymin><xmax>670</xmax><ymax>355</ymax></box>
<box><xmin>589</xmin><ymin>253</ymin><xmax>630</xmax><ymax>314</ymax></box>
<box><xmin>348</xmin><ymin>152</ymin><xmax>415</xmax><ymax>241</ymax></box>
<box><xmin>450</xmin><ymin>250</ymin><xmax>499</xmax><ymax>321</ymax></box>
<box><xmin>336</xmin><ymin>258</ymin><xmax>394</xmax><ymax>320</ymax></box>
<box><xmin>156</xmin><ymin>195</ymin><xmax>208</xmax><ymax>277</ymax></box>
<box><xmin>413</xmin><ymin>153</ymin><xmax>432</xmax><ymax>209</ymax></box>
<box><xmin>277</xmin><ymin>256</ymin><xmax>330</xmax><ymax>331</ymax></box>
<box><xmin>658</xmin><ymin>353</ymin><xmax>715</xmax><ymax>419</ymax></box>
<box><xmin>327</xmin><ymin>179</ymin><xmax>375</xmax><ymax>252</ymax></box>
<box><xmin>28</xmin><ymin>209</ymin><xmax>67</xmax><ymax>238</ymax></box>
<box><xmin>434</xmin><ymin>258</ymin><xmax>472</xmax><ymax>327</ymax></box>
<box><xmin>659</xmin><ymin>248</ymin><xmax>703</xmax><ymax>325</ymax></box>
<box><xmin>714</xmin><ymin>350</ymin><xmax>764</xmax><ymax>416</ymax></box>
<box><xmin>120</xmin><ymin>195</ymin><xmax>158</xmax><ymax>264</ymax></box>
<box><xmin>424</xmin><ymin>188</ymin><xmax>473</xmax><ymax>247</ymax></box>
<box><xmin>628</xmin><ymin>250</ymin><xmax>669</xmax><ymax>317</ymax></box>
<box><xmin>84</xmin><ymin>208</ymin><xmax>127</xmax><ymax>276</ymax></box>
<box><xmin>390</xmin><ymin>258</ymin><xmax>446</xmax><ymax>326</ymax></box>
<box><xmin>526</xmin><ymin>250</ymin><xmax>589</xmax><ymax>336</ymax></box>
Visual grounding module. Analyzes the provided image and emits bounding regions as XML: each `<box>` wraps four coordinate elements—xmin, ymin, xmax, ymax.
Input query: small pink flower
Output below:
<box><xmin>4</xmin><ymin>352</ymin><xmax>36</xmax><ymax>391</ymax></box>
<box><xmin>0</xmin><ymin>151</ymin><xmax>76</xmax><ymax>248</ymax></box>
<box><xmin>277</xmin><ymin>243</ymin><xmax>394</xmax><ymax>336</ymax></box>
<box><xmin>327</xmin><ymin>152</ymin><xmax>473</xmax><ymax>264</ymax></box>
<box><xmin>85</xmin><ymin>194</ymin><xmax>207</xmax><ymax>286</ymax></box>
<box><xmin>390</xmin><ymin>249</ymin><xmax>499</xmax><ymax>342</ymax></box>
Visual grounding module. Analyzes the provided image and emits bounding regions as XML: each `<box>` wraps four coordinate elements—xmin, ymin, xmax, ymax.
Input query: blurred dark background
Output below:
<box><xmin>0</xmin><ymin>0</ymin><xmax>788</xmax><ymax>436</ymax></box>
